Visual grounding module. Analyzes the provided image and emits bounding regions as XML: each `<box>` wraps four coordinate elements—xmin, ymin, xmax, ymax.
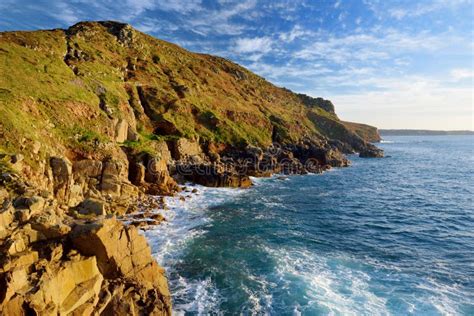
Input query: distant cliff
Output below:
<box><xmin>380</xmin><ymin>129</ymin><xmax>474</xmax><ymax>136</ymax></box>
<box><xmin>342</xmin><ymin>121</ymin><xmax>381</xmax><ymax>143</ymax></box>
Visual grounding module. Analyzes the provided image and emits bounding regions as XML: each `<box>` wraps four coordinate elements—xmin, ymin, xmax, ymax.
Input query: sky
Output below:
<box><xmin>1</xmin><ymin>0</ymin><xmax>473</xmax><ymax>130</ymax></box>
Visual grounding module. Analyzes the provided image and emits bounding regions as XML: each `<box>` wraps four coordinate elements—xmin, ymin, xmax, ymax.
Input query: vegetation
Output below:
<box><xmin>0</xmin><ymin>21</ymin><xmax>378</xmax><ymax>161</ymax></box>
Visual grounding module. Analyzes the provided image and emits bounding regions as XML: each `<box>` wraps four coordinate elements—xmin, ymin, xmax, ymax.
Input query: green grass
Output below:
<box><xmin>0</xmin><ymin>21</ymin><xmax>376</xmax><ymax>162</ymax></box>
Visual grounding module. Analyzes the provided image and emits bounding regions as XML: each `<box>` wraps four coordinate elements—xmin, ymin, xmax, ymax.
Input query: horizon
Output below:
<box><xmin>1</xmin><ymin>0</ymin><xmax>472</xmax><ymax>130</ymax></box>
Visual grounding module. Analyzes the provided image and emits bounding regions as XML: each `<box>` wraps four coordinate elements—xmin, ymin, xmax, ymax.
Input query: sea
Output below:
<box><xmin>143</xmin><ymin>135</ymin><xmax>474</xmax><ymax>315</ymax></box>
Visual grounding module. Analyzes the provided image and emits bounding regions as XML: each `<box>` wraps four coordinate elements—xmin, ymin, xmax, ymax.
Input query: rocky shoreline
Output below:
<box><xmin>0</xmin><ymin>21</ymin><xmax>384</xmax><ymax>314</ymax></box>
<box><xmin>0</xmin><ymin>136</ymin><xmax>382</xmax><ymax>315</ymax></box>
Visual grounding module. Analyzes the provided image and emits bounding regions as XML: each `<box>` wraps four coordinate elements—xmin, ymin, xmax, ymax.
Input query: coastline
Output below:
<box><xmin>0</xmin><ymin>21</ymin><xmax>385</xmax><ymax>314</ymax></box>
<box><xmin>150</xmin><ymin>137</ymin><xmax>473</xmax><ymax>314</ymax></box>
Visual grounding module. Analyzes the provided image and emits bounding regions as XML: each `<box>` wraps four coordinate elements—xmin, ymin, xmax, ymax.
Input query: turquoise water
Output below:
<box><xmin>145</xmin><ymin>136</ymin><xmax>474</xmax><ymax>315</ymax></box>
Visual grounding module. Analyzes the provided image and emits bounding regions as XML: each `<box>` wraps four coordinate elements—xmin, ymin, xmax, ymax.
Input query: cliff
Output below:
<box><xmin>0</xmin><ymin>21</ymin><xmax>383</xmax><ymax>314</ymax></box>
<box><xmin>342</xmin><ymin>121</ymin><xmax>382</xmax><ymax>143</ymax></box>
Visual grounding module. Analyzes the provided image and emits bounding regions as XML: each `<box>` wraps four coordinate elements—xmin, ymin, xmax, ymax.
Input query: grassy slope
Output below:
<box><xmin>0</xmin><ymin>21</ymin><xmax>379</xmax><ymax>162</ymax></box>
<box><xmin>342</xmin><ymin>121</ymin><xmax>381</xmax><ymax>143</ymax></box>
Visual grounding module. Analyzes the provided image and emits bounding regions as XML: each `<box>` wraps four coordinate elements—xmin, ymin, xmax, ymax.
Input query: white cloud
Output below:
<box><xmin>279</xmin><ymin>25</ymin><xmax>313</xmax><ymax>42</ymax></box>
<box><xmin>363</xmin><ymin>0</ymin><xmax>472</xmax><ymax>20</ymax></box>
<box><xmin>293</xmin><ymin>29</ymin><xmax>451</xmax><ymax>65</ymax></box>
<box><xmin>235</xmin><ymin>36</ymin><xmax>273</xmax><ymax>53</ymax></box>
<box><xmin>331</xmin><ymin>76</ymin><xmax>473</xmax><ymax>129</ymax></box>
<box><xmin>156</xmin><ymin>0</ymin><xmax>202</xmax><ymax>13</ymax></box>
<box><xmin>450</xmin><ymin>68</ymin><xmax>474</xmax><ymax>81</ymax></box>
<box><xmin>185</xmin><ymin>0</ymin><xmax>256</xmax><ymax>36</ymax></box>
<box><xmin>47</xmin><ymin>1</ymin><xmax>81</xmax><ymax>24</ymax></box>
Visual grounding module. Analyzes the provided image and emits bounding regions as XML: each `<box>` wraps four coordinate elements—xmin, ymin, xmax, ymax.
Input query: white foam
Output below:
<box><xmin>263</xmin><ymin>246</ymin><xmax>390</xmax><ymax>315</ymax></box>
<box><xmin>143</xmin><ymin>183</ymin><xmax>246</xmax><ymax>315</ymax></box>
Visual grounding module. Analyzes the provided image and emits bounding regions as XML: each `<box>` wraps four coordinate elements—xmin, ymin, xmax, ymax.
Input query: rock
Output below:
<box><xmin>30</xmin><ymin>210</ymin><xmax>71</xmax><ymax>239</ymax></box>
<box><xmin>32</xmin><ymin>141</ymin><xmax>41</xmax><ymax>155</ymax></box>
<box><xmin>127</xmin><ymin>128</ymin><xmax>139</xmax><ymax>142</ymax></box>
<box><xmin>76</xmin><ymin>198</ymin><xmax>107</xmax><ymax>216</ymax></box>
<box><xmin>0</xmin><ymin>267</ymin><xmax>29</xmax><ymax>307</ymax></box>
<box><xmin>0</xmin><ymin>188</ymin><xmax>9</xmax><ymax>205</ymax></box>
<box><xmin>28</xmin><ymin>256</ymin><xmax>103</xmax><ymax>315</ymax></box>
<box><xmin>13</xmin><ymin>196</ymin><xmax>45</xmax><ymax>223</ymax></box>
<box><xmin>71</xmin><ymin>218</ymin><xmax>171</xmax><ymax>313</ymax></box>
<box><xmin>73</xmin><ymin>160</ymin><xmax>103</xmax><ymax>180</ymax></box>
<box><xmin>0</xmin><ymin>293</ymin><xmax>26</xmax><ymax>315</ymax></box>
<box><xmin>0</xmin><ymin>204</ymin><xmax>15</xmax><ymax>240</ymax></box>
<box><xmin>0</xmin><ymin>250</ymin><xmax>39</xmax><ymax>273</ymax></box>
<box><xmin>178</xmin><ymin>163</ymin><xmax>252</xmax><ymax>188</ymax></box>
<box><xmin>11</xmin><ymin>154</ymin><xmax>24</xmax><ymax>164</ymax></box>
<box><xmin>50</xmin><ymin>157</ymin><xmax>73</xmax><ymax>203</ymax></box>
<box><xmin>115</xmin><ymin>119</ymin><xmax>128</xmax><ymax>143</ymax></box>
<box><xmin>129</xmin><ymin>162</ymin><xmax>146</xmax><ymax>186</ymax></box>
<box><xmin>100</xmin><ymin>160</ymin><xmax>124</xmax><ymax>196</ymax></box>
<box><xmin>359</xmin><ymin>144</ymin><xmax>384</xmax><ymax>158</ymax></box>
<box><xmin>154</xmin><ymin>141</ymin><xmax>173</xmax><ymax>164</ymax></box>
<box><xmin>168</xmin><ymin>138</ymin><xmax>203</xmax><ymax>161</ymax></box>
<box><xmin>3</xmin><ymin>224</ymin><xmax>46</xmax><ymax>256</ymax></box>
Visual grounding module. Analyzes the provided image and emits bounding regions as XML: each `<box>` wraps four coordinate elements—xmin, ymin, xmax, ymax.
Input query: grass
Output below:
<box><xmin>0</xmin><ymin>21</ymin><xmax>375</xmax><ymax>162</ymax></box>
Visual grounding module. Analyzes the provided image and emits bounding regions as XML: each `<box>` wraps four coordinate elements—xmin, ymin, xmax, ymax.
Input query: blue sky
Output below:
<box><xmin>1</xmin><ymin>0</ymin><xmax>473</xmax><ymax>129</ymax></box>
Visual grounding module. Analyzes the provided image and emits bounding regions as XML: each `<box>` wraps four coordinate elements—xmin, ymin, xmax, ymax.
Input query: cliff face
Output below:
<box><xmin>0</xmin><ymin>21</ymin><xmax>380</xmax><ymax>159</ymax></box>
<box><xmin>0</xmin><ymin>21</ymin><xmax>383</xmax><ymax>315</ymax></box>
<box><xmin>342</xmin><ymin>121</ymin><xmax>382</xmax><ymax>143</ymax></box>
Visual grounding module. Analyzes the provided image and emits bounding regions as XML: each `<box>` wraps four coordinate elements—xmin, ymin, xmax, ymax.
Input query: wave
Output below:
<box><xmin>143</xmin><ymin>183</ymin><xmax>246</xmax><ymax>314</ymax></box>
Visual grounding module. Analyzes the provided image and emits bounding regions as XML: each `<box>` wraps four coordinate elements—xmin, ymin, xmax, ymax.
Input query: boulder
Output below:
<box><xmin>178</xmin><ymin>163</ymin><xmax>252</xmax><ymax>188</ymax></box>
<box><xmin>30</xmin><ymin>210</ymin><xmax>71</xmax><ymax>239</ymax></box>
<box><xmin>3</xmin><ymin>224</ymin><xmax>46</xmax><ymax>256</ymax></box>
<box><xmin>154</xmin><ymin>141</ymin><xmax>172</xmax><ymax>164</ymax></box>
<box><xmin>0</xmin><ymin>204</ymin><xmax>15</xmax><ymax>240</ymax></box>
<box><xmin>0</xmin><ymin>250</ymin><xmax>39</xmax><ymax>273</ymax></box>
<box><xmin>76</xmin><ymin>198</ymin><xmax>107</xmax><ymax>216</ymax></box>
<box><xmin>71</xmin><ymin>218</ymin><xmax>171</xmax><ymax>313</ymax></box>
<box><xmin>73</xmin><ymin>160</ymin><xmax>103</xmax><ymax>180</ymax></box>
<box><xmin>100</xmin><ymin>160</ymin><xmax>124</xmax><ymax>196</ymax></box>
<box><xmin>359</xmin><ymin>144</ymin><xmax>384</xmax><ymax>158</ymax></box>
<box><xmin>13</xmin><ymin>196</ymin><xmax>45</xmax><ymax>223</ymax></box>
<box><xmin>28</xmin><ymin>256</ymin><xmax>103</xmax><ymax>315</ymax></box>
<box><xmin>129</xmin><ymin>162</ymin><xmax>146</xmax><ymax>186</ymax></box>
<box><xmin>50</xmin><ymin>157</ymin><xmax>73</xmax><ymax>203</ymax></box>
<box><xmin>127</xmin><ymin>128</ymin><xmax>139</xmax><ymax>142</ymax></box>
<box><xmin>168</xmin><ymin>138</ymin><xmax>203</xmax><ymax>161</ymax></box>
<box><xmin>115</xmin><ymin>119</ymin><xmax>129</xmax><ymax>143</ymax></box>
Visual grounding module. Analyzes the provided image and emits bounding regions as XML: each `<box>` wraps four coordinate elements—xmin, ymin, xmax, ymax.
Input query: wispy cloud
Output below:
<box><xmin>279</xmin><ymin>25</ymin><xmax>313</xmax><ymax>42</ymax></box>
<box><xmin>293</xmin><ymin>29</ymin><xmax>453</xmax><ymax>65</ymax></box>
<box><xmin>235</xmin><ymin>36</ymin><xmax>273</xmax><ymax>53</ymax></box>
<box><xmin>450</xmin><ymin>68</ymin><xmax>474</xmax><ymax>81</ymax></box>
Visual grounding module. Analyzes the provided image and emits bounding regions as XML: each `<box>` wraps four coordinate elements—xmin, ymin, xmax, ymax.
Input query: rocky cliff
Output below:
<box><xmin>0</xmin><ymin>21</ymin><xmax>383</xmax><ymax>314</ymax></box>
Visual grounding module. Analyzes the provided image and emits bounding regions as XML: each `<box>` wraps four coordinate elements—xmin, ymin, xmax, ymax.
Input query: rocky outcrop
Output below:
<box><xmin>0</xmin><ymin>153</ymin><xmax>171</xmax><ymax>315</ymax></box>
<box><xmin>168</xmin><ymin>138</ymin><xmax>205</xmax><ymax>162</ymax></box>
<box><xmin>342</xmin><ymin>121</ymin><xmax>382</xmax><ymax>143</ymax></box>
<box><xmin>71</xmin><ymin>218</ymin><xmax>171</xmax><ymax>314</ymax></box>
<box><xmin>0</xmin><ymin>208</ymin><xmax>170</xmax><ymax>315</ymax></box>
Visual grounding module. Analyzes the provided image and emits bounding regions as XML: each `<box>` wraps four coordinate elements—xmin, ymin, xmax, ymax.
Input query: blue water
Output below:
<box><xmin>145</xmin><ymin>135</ymin><xmax>474</xmax><ymax>315</ymax></box>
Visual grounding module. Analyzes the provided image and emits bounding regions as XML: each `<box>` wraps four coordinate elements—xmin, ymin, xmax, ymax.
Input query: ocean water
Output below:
<box><xmin>144</xmin><ymin>136</ymin><xmax>474</xmax><ymax>315</ymax></box>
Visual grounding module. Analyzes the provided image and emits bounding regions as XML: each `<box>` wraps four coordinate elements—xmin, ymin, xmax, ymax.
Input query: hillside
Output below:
<box><xmin>342</xmin><ymin>121</ymin><xmax>381</xmax><ymax>143</ymax></box>
<box><xmin>0</xmin><ymin>21</ymin><xmax>381</xmax><ymax>162</ymax></box>
<box><xmin>0</xmin><ymin>21</ymin><xmax>383</xmax><ymax>314</ymax></box>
